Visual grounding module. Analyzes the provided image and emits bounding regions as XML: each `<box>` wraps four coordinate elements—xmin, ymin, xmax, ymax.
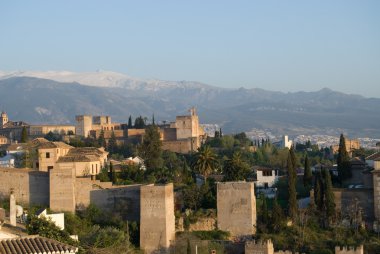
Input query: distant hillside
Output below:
<box><xmin>0</xmin><ymin>76</ymin><xmax>379</xmax><ymax>138</ymax></box>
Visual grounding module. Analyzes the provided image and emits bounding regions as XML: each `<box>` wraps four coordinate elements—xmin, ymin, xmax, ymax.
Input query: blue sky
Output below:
<box><xmin>0</xmin><ymin>1</ymin><xmax>379</xmax><ymax>97</ymax></box>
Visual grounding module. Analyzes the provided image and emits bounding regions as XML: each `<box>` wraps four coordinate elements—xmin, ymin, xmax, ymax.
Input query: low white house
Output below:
<box><xmin>123</xmin><ymin>156</ymin><xmax>146</xmax><ymax>171</ymax></box>
<box><xmin>254</xmin><ymin>166</ymin><xmax>279</xmax><ymax>188</ymax></box>
<box><xmin>0</xmin><ymin>154</ymin><xmax>15</xmax><ymax>168</ymax></box>
<box><xmin>36</xmin><ymin>208</ymin><xmax>65</xmax><ymax>230</ymax></box>
<box><xmin>366</xmin><ymin>152</ymin><xmax>380</xmax><ymax>169</ymax></box>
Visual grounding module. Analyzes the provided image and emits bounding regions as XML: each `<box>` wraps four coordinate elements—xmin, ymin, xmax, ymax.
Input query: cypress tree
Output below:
<box><xmin>21</xmin><ymin>126</ymin><xmax>28</xmax><ymax>143</ymax></box>
<box><xmin>303</xmin><ymin>154</ymin><xmax>312</xmax><ymax>188</ymax></box>
<box><xmin>314</xmin><ymin>170</ymin><xmax>324</xmax><ymax>212</ymax></box>
<box><xmin>261</xmin><ymin>194</ymin><xmax>269</xmax><ymax>226</ymax></box>
<box><xmin>337</xmin><ymin>134</ymin><xmax>351</xmax><ymax>182</ymax></box>
<box><xmin>110</xmin><ymin>162</ymin><xmax>117</xmax><ymax>184</ymax></box>
<box><xmin>290</xmin><ymin>145</ymin><xmax>297</xmax><ymax>169</ymax></box>
<box><xmin>128</xmin><ymin>115</ymin><xmax>132</xmax><ymax>128</ymax></box>
<box><xmin>152</xmin><ymin>114</ymin><xmax>155</xmax><ymax>125</ymax></box>
<box><xmin>287</xmin><ymin>152</ymin><xmax>298</xmax><ymax>221</ymax></box>
<box><xmin>187</xmin><ymin>239</ymin><xmax>191</xmax><ymax>254</ymax></box>
<box><xmin>98</xmin><ymin>130</ymin><xmax>106</xmax><ymax>148</ymax></box>
<box><xmin>322</xmin><ymin>168</ymin><xmax>336</xmax><ymax>224</ymax></box>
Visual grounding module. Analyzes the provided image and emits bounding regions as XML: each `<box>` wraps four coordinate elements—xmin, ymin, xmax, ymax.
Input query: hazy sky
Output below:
<box><xmin>1</xmin><ymin>1</ymin><xmax>379</xmax><ymax>97</ymax></box>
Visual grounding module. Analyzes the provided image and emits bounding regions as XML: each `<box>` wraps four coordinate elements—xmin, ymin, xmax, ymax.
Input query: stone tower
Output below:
<box><xmin>140</xmin><ymin>183</ymin><xmax>175</xmax><ymax>254</ymax></box>
<box><xmin>75</xmin><ymin>115</ymin><xmax>93</xmax><ymax>137</ymax></box>
<box><xmin>373</xmin><ymin>170</ymin><xmax>380</xmax><ymax>221</ymax></box>
<box><xmin>1</xmin><ymin>111</ymin><xmax>8</xmax><ymax>127</ymax></box>
<box><xmin>217</xmin><ymin>181</ymin><xmax>256</xmax><ymax>237</ymax></box>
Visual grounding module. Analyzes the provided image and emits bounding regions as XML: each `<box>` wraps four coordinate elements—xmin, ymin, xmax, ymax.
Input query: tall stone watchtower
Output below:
<box><xmin>173</xmin><ymin>107</ymin><xmax>200</xmax><ymax>140</ymax></box>
<box><xmin>140</xmin><ymin>183</ymin><xmax>175</xmax><ymax>254</ymax></box>
<box><xmin>217</xmin><ymin>181</ymin><xmax>256</xmax><ymax>237</ymax></box>
<box><xmin>75</xmin><ymin>115</ymin><xmax>93</xmax><ymax>137</ymax></box>
<box><xmin>372</xmin><ymin>169</ymin><xmax>380</xmax><ymax>221</ymax></box>
<box><xmin>1</xmin><ymin>111</ymin><xmax>8</xmax><ymax>127</ymax></box>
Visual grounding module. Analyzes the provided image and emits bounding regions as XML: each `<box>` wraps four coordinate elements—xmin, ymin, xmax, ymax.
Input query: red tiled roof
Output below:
<box><xmin>0</xmin><ymin>236</ymin><xmax>78</xmax><ymax>254</ymax></box>
<box><xmin>366</xmin><ymin>152</ymin><xmax>380</xmax><ymax>161</ymax></box>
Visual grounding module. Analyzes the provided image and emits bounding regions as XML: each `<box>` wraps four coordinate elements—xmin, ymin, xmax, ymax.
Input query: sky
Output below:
<box><xmin>0</xmin><ymin>1</ymin><xmax>379</xmax><ymax>97</ymax></box>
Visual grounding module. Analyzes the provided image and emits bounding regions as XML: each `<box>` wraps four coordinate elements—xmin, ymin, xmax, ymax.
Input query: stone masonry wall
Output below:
<box><xmin>0</xmin><ymin>168</ymin><xmax>49</xmax><ymax>206</ymax></box>
<box><xmin>90</xmin><ymin>184</ymin><xmax>141</xmax><ymax>222</ymax></box>
<box><xmin>217</xmin><ymin>182</ymin><xmax>256</xmax><ymax>237</ymax></box>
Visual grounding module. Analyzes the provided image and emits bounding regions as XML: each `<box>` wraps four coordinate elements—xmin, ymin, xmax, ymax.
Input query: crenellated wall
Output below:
<box><xmin>335</xmin><ymin>245</ymin><xmax>364</xmax><ymax>254</ymax></box>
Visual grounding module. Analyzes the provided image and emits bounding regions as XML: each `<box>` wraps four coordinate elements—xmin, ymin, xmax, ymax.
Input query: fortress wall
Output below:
<box><xmin>90</xmin><ymin>184</ymin><xmax>141</xmax><ymax>221</ymax></box>
<box><xmin>0</xmin><ymin>168</ymin><xmax>49</xmax><ymax>206</ymax></box>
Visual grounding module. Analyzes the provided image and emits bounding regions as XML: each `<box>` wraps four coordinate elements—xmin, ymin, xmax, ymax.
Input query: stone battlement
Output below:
<box><xmin>335</xmin><ymin>245</ymin><xmax>364</xmax><ymax>254</ymax></box>
<box><xmin>245</xmin><ymin>239</ymin><xmax>274</xmax><ymax>254</ymax></box>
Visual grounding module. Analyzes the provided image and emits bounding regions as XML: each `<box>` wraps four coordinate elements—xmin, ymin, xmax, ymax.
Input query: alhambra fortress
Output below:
<box><xmin>0</xmin><ymin>109</ymin><xmax>374</xmax><ymax>254</ymax></box>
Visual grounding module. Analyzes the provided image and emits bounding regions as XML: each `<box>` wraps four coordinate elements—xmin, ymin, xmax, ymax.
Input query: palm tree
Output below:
<box><xmin>192</xmin><ymin>146</ymin><xmax>218</xmax><ymax>183</ymax></box>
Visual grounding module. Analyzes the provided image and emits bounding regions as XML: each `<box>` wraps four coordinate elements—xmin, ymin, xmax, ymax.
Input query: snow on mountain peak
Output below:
<box><xmin>0</xmin><ymin>70</ymin><xmax>215</xmax><ymax>90</ymax></box>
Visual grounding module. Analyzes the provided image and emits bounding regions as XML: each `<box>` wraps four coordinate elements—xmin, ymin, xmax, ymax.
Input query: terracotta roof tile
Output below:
<box><xmin>0</xmin><ymin>236</ymin><xmax>78</xmax><ymax>254</ymax></box>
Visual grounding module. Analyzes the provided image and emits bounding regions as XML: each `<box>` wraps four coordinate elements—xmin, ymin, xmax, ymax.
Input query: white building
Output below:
<box><xmin>36</xmin><ymin>208</ymin><xmax>65</xmax><ymax>230</ymax></box>
<box><xmin>254</xmin><ymin>166</ymin><xmax>279</xmax><ymax>188</ymax></box>
<box><xmin>281</xmin><ymin>135</ymin><xmax>293</xmax><ymax>149</ymax></box>
<box><xmin>0</xmin><ymin>154</ymin><xmax>15</xmax><ymax>168</ymax></box>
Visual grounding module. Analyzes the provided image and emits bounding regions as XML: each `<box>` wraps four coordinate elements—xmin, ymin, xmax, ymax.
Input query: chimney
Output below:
<box><xmin>9</xmin><ymin>189</ymin><xmax>16</xmax><ymax>227</ymax></box>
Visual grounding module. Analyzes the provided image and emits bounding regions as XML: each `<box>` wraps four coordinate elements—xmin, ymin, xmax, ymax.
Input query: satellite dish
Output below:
<box><xmin>16</xmin><ymin>205</ymin><xmax>23</xmax><ymax>217</ymax></box>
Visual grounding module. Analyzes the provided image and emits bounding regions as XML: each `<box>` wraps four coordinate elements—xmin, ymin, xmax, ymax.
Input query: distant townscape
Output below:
<box><xmin>1</xmin><ymin>107</ymin><xmax>380</xmax><ymax>254</ymax></box>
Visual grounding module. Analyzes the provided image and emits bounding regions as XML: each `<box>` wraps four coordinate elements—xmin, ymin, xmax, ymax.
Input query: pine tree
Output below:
<box><xmin>98</xmin><ymin>130</ymin><xmax>106</xmax><ymax>148</ymax></box>
<box><xmin>322</xmin><ymin>168</ymin><xmax>335</xmax><ymax>224</ymax></box>
<box><xmin>337</xmin><ymin>134</ymin><xmax>351</xmax><ymax>182</ymax></box>
<box><xmin>128</xmin><ymin>115</ymin><xmax>133</xmax><ymax>128</ymax></box>
<box><xmin>287</xmin><ymin>152</ymin><xmax>298</xmax><ymax>221</ymax></box>
<box><xmin>134</xmin><ymin>116</ymin><xmax>145</xmax><ymax>129</ymax></box>
<box><xmin>21</xmin><ymin>126</ymin><xmax>28</xmax><ymax>143</ymax></box>
<box><xmin>137</xmin><ymin>125</ymin><xmax>163</xmax><ymax>170</ymax></box>
<box><xmin>303</xmin><ymin>154</ymin><xmax>312</xmax><ymax>188</ymax></box>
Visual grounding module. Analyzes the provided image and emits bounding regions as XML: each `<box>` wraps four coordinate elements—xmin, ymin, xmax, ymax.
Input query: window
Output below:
<box><xmin>46</xmin><ymin>152</ymin><xmax>50</xmax><ymax>158</ymax></box>
<box><xmin>96</xmin><ymin>164</ymin><xmax>98</xmax><ymax>174</ymax></box>
<box><xmin>263</xmin><ymin>170</ymin><xmax>273</xmax><ymax>177</ymax></box>
<box><xmin>48</xmin><ymin>166</ymin><xmax>53</xmax><ymax>171</ymax></box>
<box><xmin>92</xmin><ymin>164</ymin><xmax>94</xmax><ymax>174</ymax></box>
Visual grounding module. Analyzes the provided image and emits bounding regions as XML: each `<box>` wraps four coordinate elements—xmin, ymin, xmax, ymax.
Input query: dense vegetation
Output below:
<box><xmin>9</xmin><ymin>124</ymin><xmax>380</xmax><ymax>253</ymax></box>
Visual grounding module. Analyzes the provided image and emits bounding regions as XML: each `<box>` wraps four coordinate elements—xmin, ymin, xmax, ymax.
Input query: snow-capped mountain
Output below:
<box><xmin>0</xmin><ymin>70</ymin><xmax>216</xmax><ymax>91</ymax></box>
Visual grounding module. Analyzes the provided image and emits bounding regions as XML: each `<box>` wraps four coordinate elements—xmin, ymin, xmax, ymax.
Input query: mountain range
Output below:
<box><xmin>0</xmin><ymin>70</ymin><xmax>379</xmax><ymax>138</ymax></box>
